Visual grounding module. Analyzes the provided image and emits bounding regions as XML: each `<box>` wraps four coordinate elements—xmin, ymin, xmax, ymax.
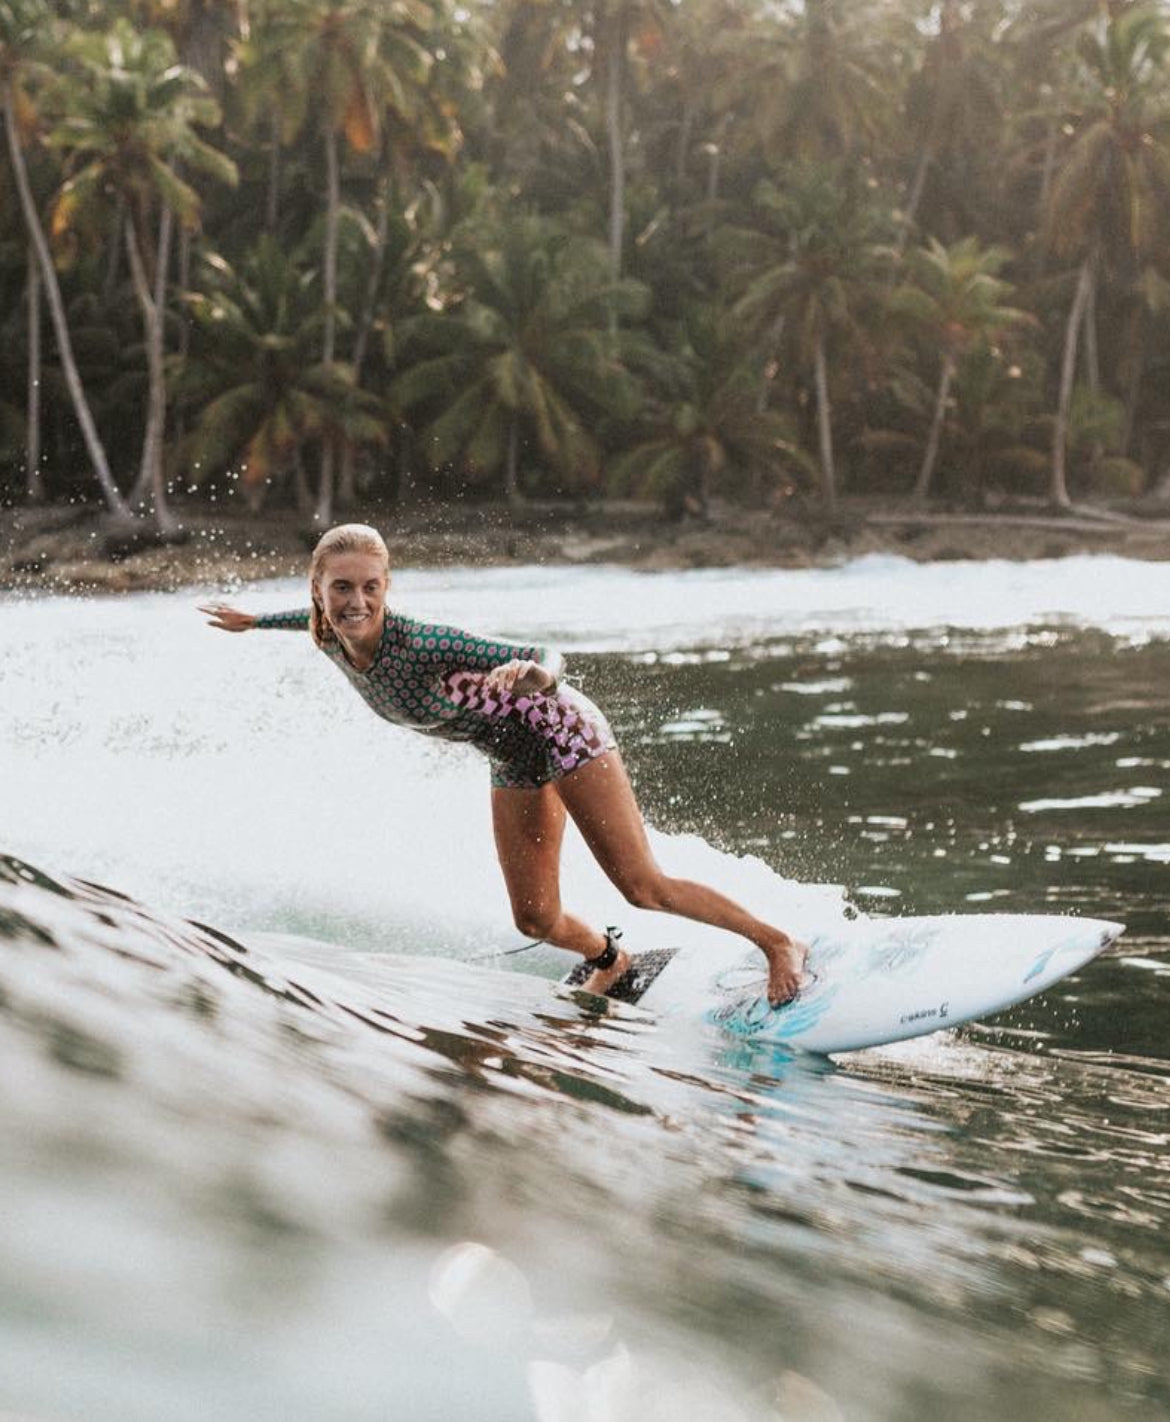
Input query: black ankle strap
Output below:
<box><xmin>584</xmin><ymin>926</ymin><xmax>622</xmax><ymax>971</ymax></box>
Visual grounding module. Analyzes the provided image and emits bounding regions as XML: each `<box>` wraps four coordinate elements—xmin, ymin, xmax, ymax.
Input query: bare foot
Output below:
<box><xmin>760</xmin><ymin>935</ymin><xmax>809</xmax><ymax>1008</ymax></box>
<box><xmin>583</xmin><ymin>947</ymin><xmax>631</xmax><ymax>997</ymax></box>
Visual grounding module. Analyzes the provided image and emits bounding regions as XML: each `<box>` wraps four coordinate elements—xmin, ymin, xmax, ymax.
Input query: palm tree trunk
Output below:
<box><xmin>175</xmin><ymin>222</ymin><xmax>192</xmax><ymax>443</ymax></box>
<box><xmin>1033</xmin><ymin>110</ymin><xmax>1059</xmax><ymax>278</ymax></box>
<box><xmin>336</xmin><ymin>440</ymin><xmax>358</xmax><ymax>509</ymax></box>
<box><xmin>505</xmin><ymin>417</ymin><xmax>521</xmax><ymax>506</ymax></box>
<box><xmin>125</xmin><ymin>208</ymin><xmax>177</xmax><ymax>532</ymax></box>
<box><xmin>1082</xmin><ymin>270</ymin><xmax>1099</xmax><ymax>391</ymax></box>
<box><xmin>1037</xmin><ymin>108</ymin><xmax>1059</xmax><ymax>218</ymax></box>
<box><xmin>899</xmin><ymin>146</ymin><xmax>932</xmax><ymax>254</ymax></box>
<box><xmin>26</xmin><ymin>242</ymin><xmax>44</xmax><ymax>503</ymax></box>
<box><xmin>604</xmin><ymin>4</ymin><xmax>627</xmax><ymax>276</ymax></box>
<box><xmin>1121</xmin><ymin>305</ymin><xmax>1146</xmax><ymax>458</ymax></box>
<box><xmin>755</xmin><ymin>313</ymin><xmax>786</xmax><ymax>415</ymax></box>
<box><xmin>812</xmin><ymin>329</ymin><xmax>836</xmax><ymax>511</ymax></box>
<box><xmin>675</xmin><ymin>96</ymin><xmax>696</xmax><ymax>186</ymax></box>
<box><xmin>267</xmin><ymin>109</ymin><xmax>282</xmax><ymax>233</ymax></box>
<box><xmin>336</xmin><ymin>435</ymin><xmax>358</xmax><ymax>511</ymax></box>
<box><xmin>103</xmin><ymin>193</ymin><xmax>125</xmax><ymax>302</ymax></box>
<box><xmin>705</xmin><ymin>112</ymin><xmax>730</xmax><ymax>220</ymax></box>
<box><xmin>351</xmin><ymin>185</ymin><xmax>389</xmax><ymax>378</ymax></box>
<box><xmin>127</xmin><ymin>203</ymin><xmax>174</xmax><ymax>508</ymax></box>
<box><xmin>323</xmin><ymin>125</ymin><xmax>340</xmax><ymax>366</ymax></box>
<box><xmin>338</xmin><ymin>182</ymin><xmax>392</xmax><ymax>508</ymax></box>
<box><xmin>314</xmin><ymin>442</ymin><xmax>335</xmax><ymax>526</ymax></box>
<box><xmin>395</xmin><ymin>426</ymin><xmax>413</xmax><ymax>506</ymax></box>
<box><xmin>1082</xmin><ymin>267</ymin><xmax>1103</xmax><ymax>480</ymax></box>
<box><xmin>315</xmin><ymin>122</ymin><xmax>341</xmax><ymax>526</ymax></box>
<box><xmin>913</xmin><ymin>352</ymin><xmax>956</xmax><ymax>502</ymax></box>
<box><xmin>1051</xmin><ymin>255</ymin><xmax>1094</xmax><ymax>510</ymax></box>
<box><xmin>705</xmin><ymin>140</ymin><xmax>720</xmax><ymax>206</ymax></box>
<box><xmin>3</xmin><ymin>80</ymin><xmax>131</xmax><ymax>519</ymax></box>
<box><xmin>294</xmin><ymin>444</ymin><xmax>314</xmax><ymax>514</ymax></box>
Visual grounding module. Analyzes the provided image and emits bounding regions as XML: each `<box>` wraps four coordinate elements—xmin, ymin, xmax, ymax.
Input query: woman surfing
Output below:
<box><xmin>200</xmin><ymin>523</ymin><xmax>807</xmax><ymax>1004</ymax></box>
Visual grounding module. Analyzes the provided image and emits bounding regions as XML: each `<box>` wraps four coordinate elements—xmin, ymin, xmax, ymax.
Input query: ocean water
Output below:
<box><xmin>1</xmin><ymin>555</ymin><xmax>1167</xmax><ymax>1421</ymax></box>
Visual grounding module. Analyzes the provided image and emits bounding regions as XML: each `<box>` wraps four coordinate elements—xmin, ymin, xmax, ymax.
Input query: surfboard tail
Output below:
<box><xmin>561</xmin><ymin>948</ymin><xmax>679</xmax><ymax>1005</ymax></box>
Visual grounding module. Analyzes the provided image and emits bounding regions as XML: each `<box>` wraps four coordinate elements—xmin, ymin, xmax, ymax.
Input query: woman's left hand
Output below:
<box><xmin>484</xmin><ymin>660</ymin><xmax>556</xmax><ymax>696</ymax></box>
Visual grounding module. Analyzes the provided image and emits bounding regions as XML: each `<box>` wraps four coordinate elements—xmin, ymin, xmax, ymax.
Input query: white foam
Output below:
<box><xmin>0</xmin><ymin>582</ymin><xmax>846</xmax><ymax>955</ymax></box>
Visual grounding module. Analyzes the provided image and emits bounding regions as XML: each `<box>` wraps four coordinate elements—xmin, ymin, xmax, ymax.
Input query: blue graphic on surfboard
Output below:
<box><xmin>563</xmin><ymin>914</ymin><xmax>1123</xmax><ymax>1056</ymax></box>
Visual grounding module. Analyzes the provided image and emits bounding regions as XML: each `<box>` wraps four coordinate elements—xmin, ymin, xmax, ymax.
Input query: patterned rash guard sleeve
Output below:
<box><xmin>253</xmin><ymin>609</ymin><xmax>312</xmax><ymax>630</ymax></box>
<box><xmin>403</xmin><ymin>619</ymin><xmax>564</xmax><ymax>681</ymax></box>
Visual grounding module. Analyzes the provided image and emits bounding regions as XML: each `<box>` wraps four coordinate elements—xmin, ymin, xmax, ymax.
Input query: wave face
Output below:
<box><xmin>3</xmin><ymin>851</ymin><xmax>1169</xmax><ymax>1422</ymax></box>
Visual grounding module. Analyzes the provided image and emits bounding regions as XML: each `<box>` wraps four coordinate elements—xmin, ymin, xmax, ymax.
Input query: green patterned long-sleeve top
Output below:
<box><xmin>254</xmin><ymin>607</ymin><xmax>564</xmax><ymax>734</ymax></box>
<box><xmin>253</xmin><ymin>605</ymin><xmax>615</xmax><ymax>789</ymax></box>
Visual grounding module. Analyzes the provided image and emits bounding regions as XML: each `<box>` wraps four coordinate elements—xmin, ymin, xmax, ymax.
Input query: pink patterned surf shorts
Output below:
<box><xmin>440</xmin><ymin>672</ymin><xmax>618</xmax><ymax>790</ymax></box>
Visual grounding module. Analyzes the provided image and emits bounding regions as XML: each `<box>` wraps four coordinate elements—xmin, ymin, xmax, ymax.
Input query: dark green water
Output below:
<box><xmin>617</xmin><ymin>627</ymin><xmax>1169</xmax><ymax>929</ymax></box>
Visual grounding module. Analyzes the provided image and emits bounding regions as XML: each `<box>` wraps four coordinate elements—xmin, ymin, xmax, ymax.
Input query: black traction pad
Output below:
<box><xmin>561</xmin><ymin>948</ymin><xmax>679</xmax><ymax>1005</ymax></box>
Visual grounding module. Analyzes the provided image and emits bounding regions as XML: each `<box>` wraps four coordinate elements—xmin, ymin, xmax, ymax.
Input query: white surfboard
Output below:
<box><xmin>563</xmin><ymin>914</ymin><xmax>1123</xmax><ymax>1055</ymax></box>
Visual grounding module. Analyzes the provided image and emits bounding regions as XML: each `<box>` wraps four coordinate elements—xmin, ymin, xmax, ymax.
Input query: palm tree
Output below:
<box><xmin>1042</xmin><ymin>1</ymin><xmax>1170</xmax><ymax>508</ymax></box>
<box><xmin>394</xmin><ymin>216</ymin><xmax>646</xmax><ymax>502</ymax></box>
<box><xmin>334</xmin><ymin>178</ymin><xmax>445</xmax><ymax>507</ymax></box>
<box><xmin>239</xmin><ymin>0</ymin><xmax>438</xmax><ymax>523</ymax></box>
<box><xmin>589</xmin><ymin>0</ymin><xmax>669</xmax><ymax>276</ymax></box>
<box><xmin>22</xmin><ymin>238</ymin><xmax>41</xmax><ymax>499</ymax></box>
<box><xmin>718</xmin><ymin>0</ymin><xmax>895</xmax><ymax>168</ymax></box>
<box><xmin>1</xmin><ymin>0</ymin><xmax>131</xmax><ymax>516</ymax></box>
<box><xmin>174</xmin><ymin>236</ymin><xmax>385</xmax><ymax>501</ymax></box>
<box><xmin>0</xmin><ymin>216</ymin><xmax>28</xmax><ymax>494</ymax></box>
<box><xmin>622</xmin><ymin>0</ymin><xmax>753</xmax><ymax>221</ymax></box>
<box><xmin>719</xmin><ymin>164</ymin><xmax>890</xmax><ymax>511</ymax></box>
<box><xmin>899</xmin><ymin>0</ymin><xmax>1004</xmax><ymax>249</ymax></box>
<box><xmin>488</xmin><ymin>0</ymin><xmax>668</xmax><ymax>279</ymax></box>
<box><xmin>124</xmin><ymin>0</ymin><xmax>235</xmax><ymax>99</ymax></box>
<box><xmin>890</xmin><ymin>236</ymin><xmax>1030</xmax><ymax>501</ymax></box>
<box><xmin>1</xmin><ymin>161</ymin><xmax>43</xmax><ymax>500</ymax></box>
<box><xmin>49</xmin><ymin>18</ymin><xmax>237</xmax><ymax>530</ymax></box>
<box><xmin>609</xmin><ymin>310</ymin><xmax>809</xmax><ymax>514</ymax></box>
<box><xmin>864</xmin><ymin>343</ymin><xmax>1050</xmax><ymax>505</ymax></box>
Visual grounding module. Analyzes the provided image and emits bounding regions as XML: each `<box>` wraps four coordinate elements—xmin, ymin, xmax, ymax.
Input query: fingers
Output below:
<box><xmin>484</xmin><ymin>659</ymin><xmax>533</xmax><ymax>693</ymax></box>
<box><xmin>197</xmin><ymin>602</ymin><xmax>251</xmax><ymax>632</ymax></box>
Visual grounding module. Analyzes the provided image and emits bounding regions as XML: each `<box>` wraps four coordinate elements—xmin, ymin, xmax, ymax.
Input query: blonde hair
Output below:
<box><xmin>308</xmin><ymin>523</ymin><xmax>391</xmax><ymax>648</ymax></box>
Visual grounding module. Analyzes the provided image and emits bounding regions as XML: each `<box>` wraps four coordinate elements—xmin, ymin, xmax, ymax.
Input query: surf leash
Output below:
<box><xmin>470</xmin><ymin>925</ymin><xmax>622</xmax><ymax>966</ymax></box>
<box><xmin>469</xmin><ymin>938</ymin><xmax>546</xmax><ymax>962</ymax></box>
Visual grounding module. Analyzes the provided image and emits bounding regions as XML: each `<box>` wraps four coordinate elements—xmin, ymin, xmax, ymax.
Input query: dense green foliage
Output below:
<box><xmin>4</xmin><ymin>0</ymin><xmax>1170</xmax><ymax>522</ymax></box>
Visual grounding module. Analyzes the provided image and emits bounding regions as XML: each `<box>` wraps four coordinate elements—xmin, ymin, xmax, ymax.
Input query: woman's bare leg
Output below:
<box><xmin>491</xmin><ymin>783</ymin><xmax>631</xmax><ymax>994</ymax></box>
<box><xmin>556</xmin><ymin>752</ymin><xmax>807</xmax><ymax>1005</ymax></box>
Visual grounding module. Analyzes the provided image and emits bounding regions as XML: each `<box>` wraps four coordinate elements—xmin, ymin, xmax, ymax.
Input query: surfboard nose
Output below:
<box><xmin>1086</xmin><ymin>919</ymin><xmax>1124</xmax><ymax>949</ymax></box>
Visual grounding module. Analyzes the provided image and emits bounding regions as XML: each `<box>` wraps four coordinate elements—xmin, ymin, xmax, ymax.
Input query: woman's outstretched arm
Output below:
<box><xmin>199</xmin><ymin>603</ymin><xmax>311</xmax><ymax>632</ymax></box>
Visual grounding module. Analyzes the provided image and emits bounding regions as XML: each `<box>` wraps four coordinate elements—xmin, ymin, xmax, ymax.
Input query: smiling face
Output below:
<box><xmin>313</xmin><ymin>551</ymin><xmax>389</xmax><ymax>643</ymax></box>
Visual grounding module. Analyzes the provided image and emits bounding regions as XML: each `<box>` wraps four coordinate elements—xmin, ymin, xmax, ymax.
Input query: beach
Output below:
<box><xmin>5</xmin><ymin>496</ymin><xmax>1170</xmax><ymax>595</ymax></box>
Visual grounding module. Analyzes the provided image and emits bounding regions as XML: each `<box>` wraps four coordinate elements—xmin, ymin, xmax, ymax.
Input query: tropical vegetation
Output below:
<box><xmin>4</xmin><ymin>0</ymin><xmax>1170</xmax><ymax>529</ymax></box>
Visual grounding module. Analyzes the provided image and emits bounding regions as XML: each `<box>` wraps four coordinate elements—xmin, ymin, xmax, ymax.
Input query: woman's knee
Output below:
<box><xmin>512</xmin><ymin>901</ymin><xmax>560</xmax><ymax>938</ymax></box>
<box><xmin>617</xmin><ymin>872</ymin><xmax>672</xmax><ymax>913</ymax></box>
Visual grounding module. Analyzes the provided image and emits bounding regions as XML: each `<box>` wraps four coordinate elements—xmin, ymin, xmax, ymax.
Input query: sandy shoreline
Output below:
<box><xmin>4</xmin><ymin>497</ymin><xmax>1170</xmax><ymax>595</ymax></box>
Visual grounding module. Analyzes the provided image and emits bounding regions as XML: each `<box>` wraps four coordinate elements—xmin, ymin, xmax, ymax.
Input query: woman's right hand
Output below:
<box><xmin>199</xmin><ymin>602</ymin><xmax>256</xmax><ymax>633</ymax></box>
